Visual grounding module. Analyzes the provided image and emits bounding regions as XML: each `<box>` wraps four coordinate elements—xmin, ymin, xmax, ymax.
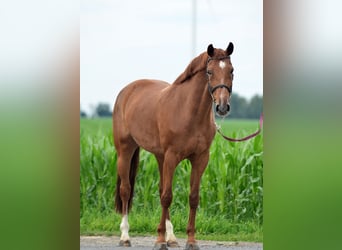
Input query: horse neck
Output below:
<box><xmin>178</xmin><ymin>72</ymin><xmax>214</xmax><ymax>124</ymax></box>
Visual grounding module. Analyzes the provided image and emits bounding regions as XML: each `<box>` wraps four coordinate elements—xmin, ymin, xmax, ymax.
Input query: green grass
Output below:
<box><xmin>80</xmin><ymin>118</ymin><xmax>112</xmax><ymax>136</ymax></box>
<box><xmin>80</xmin><ymin>118</ymin><xmax>263</xmax><ymax>242</ymax></box>
<box><xmin>80</xmin><ymin>209</ymin><xmax>262</xmax><ymax>242</ymax></box>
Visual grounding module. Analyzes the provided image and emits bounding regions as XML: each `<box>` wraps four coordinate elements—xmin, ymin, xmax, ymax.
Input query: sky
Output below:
<box><xmin>81</xmin><ymin>0</ymin><xmax>263</xmax><ymax>115</ymax></box>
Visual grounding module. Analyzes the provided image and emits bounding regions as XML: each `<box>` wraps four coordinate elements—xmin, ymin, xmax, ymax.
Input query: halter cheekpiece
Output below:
<box><xmin>206</xmin><ymin>56</ymin><xmax>232</xmax><ymax>97</ymax></box>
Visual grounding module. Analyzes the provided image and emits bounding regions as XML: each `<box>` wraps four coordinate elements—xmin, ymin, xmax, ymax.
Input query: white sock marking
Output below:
<box><xmin>120</xmin><ymin>215</ymin><xmax>130</xmax><ymax>241</ymax></box>
<box><xmin>165</xmin><ymin>219</ymin><xmax>177</xmax><ymax>242</ymax></box>
<box><xmin>219</xmin><ymin>60</ymin><xmax>226</xmax><ymax>69</ymax></box>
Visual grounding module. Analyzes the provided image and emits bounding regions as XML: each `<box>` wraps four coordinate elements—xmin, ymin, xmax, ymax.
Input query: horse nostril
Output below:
<box><xmin>216</xmin><ymin>104</ymin><xmax>220</xmax><ymax>113</ymax></box>
<box><xmin>227</xmin><ymin>104</ymin><xmax>230</xmax><ymax>112</ymax></box>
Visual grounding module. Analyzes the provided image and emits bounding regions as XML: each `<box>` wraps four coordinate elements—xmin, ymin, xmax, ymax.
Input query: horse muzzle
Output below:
<box><xmin>215</xmin><ymin>103</ymin><xmax>230</xmax><ymax>117</ymax></box>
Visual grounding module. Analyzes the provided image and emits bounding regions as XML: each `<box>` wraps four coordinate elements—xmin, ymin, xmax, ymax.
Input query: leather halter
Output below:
<box><xmin>206</xmin><ymin>56</ymin><xmax>232</xmax><ymax>98</ymax></box>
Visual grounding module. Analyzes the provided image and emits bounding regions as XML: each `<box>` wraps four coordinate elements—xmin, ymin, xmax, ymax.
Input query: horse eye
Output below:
<box><xmin>207</xmin><ymin>70</ymin><xmax>212</xmax><ymax>75</ymax></box>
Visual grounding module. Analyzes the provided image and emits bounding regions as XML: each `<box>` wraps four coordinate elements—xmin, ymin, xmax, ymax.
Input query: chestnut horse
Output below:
<box><xmin>113</xmin><ymin>43</ymin><xmax>234</xmax><ymax>250</ymax></box>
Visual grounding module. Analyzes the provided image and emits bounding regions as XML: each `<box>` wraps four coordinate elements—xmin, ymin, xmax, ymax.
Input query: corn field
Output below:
<box><xmin>80</xmin><ymin>118</ymin><xmax>263</xmax><ymax>226</ymax></box>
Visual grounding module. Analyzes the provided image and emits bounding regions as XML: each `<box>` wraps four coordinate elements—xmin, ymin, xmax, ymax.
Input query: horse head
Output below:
<box><xmin>206</xmin><ymin>42</ymin><xmax>234</xmax><ymax>117</ymax></box>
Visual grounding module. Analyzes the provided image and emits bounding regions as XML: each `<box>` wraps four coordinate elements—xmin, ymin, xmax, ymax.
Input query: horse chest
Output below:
<box><xmin>166</xmin><ymin>127</ymin><xmax>215</xmax><ymax>157</ymax></box>
<box><xmin>193</xmin><ymin>130</ymin><xmax>215</xmax><ymax>152</ymax></box>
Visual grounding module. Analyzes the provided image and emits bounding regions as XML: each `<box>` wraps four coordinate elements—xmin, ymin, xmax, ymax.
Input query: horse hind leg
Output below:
<box><xmin>155</xmin><ymin>155</ymin><xmax>179</xmax><ymax>248</ymax></box>
<box><xmin>184</xmin><ymin>151</ymin><xmax>209</xmax><ymax>250</ymax></box>
<box><xmin>153</xmin><ymin>152</ymin><xmax>180</xmax><ymax>250</ymax></box>
<box><xmin>115</xmin><ymin>146</ymin><xmax>140</xmax><ymax>247</ymax></box>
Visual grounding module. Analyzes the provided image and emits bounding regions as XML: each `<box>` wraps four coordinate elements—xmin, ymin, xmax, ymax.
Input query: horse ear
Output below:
<box><xmin>226</xmin><ymin>42</ymin><xmax>234</xmax><ymax>56</ymax></box>
<box><xmin>207</xmin><ymin>44</ymin><xmax>215</xmax><ymax>57</ymax></box>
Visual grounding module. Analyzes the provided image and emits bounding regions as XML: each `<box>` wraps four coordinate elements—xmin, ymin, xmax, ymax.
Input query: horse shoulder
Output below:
<box><xmin>194</xmin><ymin>123</ymin><xmax>216</xmax><ymax>153</ymax></box>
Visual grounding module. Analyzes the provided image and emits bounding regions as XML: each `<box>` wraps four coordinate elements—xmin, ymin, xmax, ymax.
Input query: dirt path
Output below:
<box><xmin>80</xmin><ymin>236</ymin><xmax>263</xmax><ymax>250</ymax></box>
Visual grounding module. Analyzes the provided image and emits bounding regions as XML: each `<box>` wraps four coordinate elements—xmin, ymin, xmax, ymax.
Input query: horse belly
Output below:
<box><xmin>129</xmin><ymin>120</ymin><xmax>164</xmax><ymax>154</ymax></box>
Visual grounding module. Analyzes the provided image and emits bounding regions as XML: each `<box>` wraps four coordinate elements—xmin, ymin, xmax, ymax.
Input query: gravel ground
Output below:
<box><xmin>80</xmin><ymin>236</ymin><xmax>263</xmax><ymax>250</ymax></box>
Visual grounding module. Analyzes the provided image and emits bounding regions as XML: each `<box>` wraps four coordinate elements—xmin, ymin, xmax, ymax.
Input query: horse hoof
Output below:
<box><xmin>184</xmin><ymin>243</ymin><xmax>200</xmax><ymax>250</ymax></box>
<box><xmin>119</xmin><ymin>240</ymin><xmax>131</xmax><ymax>247</ymax></box>
<box><xmin>167</xmin><ymin>240</ymin><xmax>180</xmax><ymax>248</ymax></box>
<box><xmin>153</xmin><ymin>242</ymin><xmax>168</xmax><ymax>250</ymax></box>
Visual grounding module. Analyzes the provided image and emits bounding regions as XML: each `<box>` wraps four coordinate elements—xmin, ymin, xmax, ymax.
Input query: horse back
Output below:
<box><xmin>114</xmin><ymin>79</ymin><xmax>169</xmax><ymax>115</ymax></box>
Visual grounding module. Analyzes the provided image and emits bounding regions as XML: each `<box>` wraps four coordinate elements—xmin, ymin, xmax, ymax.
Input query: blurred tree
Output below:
<box><xmin>91</xmin><ymin>95</ymin><xmax>262</xmax><ymax>119</ymax></box>
<box><xmin>246</xmin><ymin>94</ymin><xmax>263</xmax><ymax>119</ymax></box>
<box><xmin>229</xmin><ymin>93</ymin><xmax>248</xmax><ymax>118</ymax></box>
<box><xmin>219</xmin><ymin>93</ymin><xmax>263</xmax><ymax>119</ymax></box>
<box><xmin>95</xmin><ymin>103</ymin><xmax>112</xmax><ymax>117</ymax></box>
<box><xmin>80</xmin><ymin>110</ymin><xmax>87</xmax><ymax>118</ymax></box>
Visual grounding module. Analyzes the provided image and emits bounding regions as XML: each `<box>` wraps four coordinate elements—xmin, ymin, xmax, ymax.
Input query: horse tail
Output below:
<box><xmin>115</xmin><ymin>172</ymin><xmax>123</xmax><ymax>213</ymax></box>
<box><xmin>115</xmin><ymin>148</ymin><xmax>140</xmax><ymax>214</ymax></box>
<box><xmin>127</xmin><ymin>148</ymin><xmax>140</xmax><ymax>212</ymax></box>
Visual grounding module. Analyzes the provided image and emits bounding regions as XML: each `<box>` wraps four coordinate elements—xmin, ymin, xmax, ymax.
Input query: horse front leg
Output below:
<box><xmin>185</xmin><ymin>151</ymin><xmax>209</xmax><ymax>250</ymax></box>
<box><xmin>154</xmin><ymin>152</ymin><xmax>179</xmax><ymax>250</ymax></box>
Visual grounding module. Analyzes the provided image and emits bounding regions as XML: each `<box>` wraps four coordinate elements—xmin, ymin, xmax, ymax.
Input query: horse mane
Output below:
<box><xmin>173</xmin><ymin>52</ymin><xmax>208</xmax><ymax>85</ymax></box>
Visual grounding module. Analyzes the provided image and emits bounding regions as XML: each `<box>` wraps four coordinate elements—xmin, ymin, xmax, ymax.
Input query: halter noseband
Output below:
<box><xmin>206</xmin><ymin>56</ymin><xmax>232</xmax><ymax>98</ymax></box>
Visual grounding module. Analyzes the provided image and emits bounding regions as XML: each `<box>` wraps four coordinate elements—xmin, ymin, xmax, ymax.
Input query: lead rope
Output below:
<box><xmin>215</xmin><ymin>113</ymin><xmax>263</xmax><ymax>142</ymax></box>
